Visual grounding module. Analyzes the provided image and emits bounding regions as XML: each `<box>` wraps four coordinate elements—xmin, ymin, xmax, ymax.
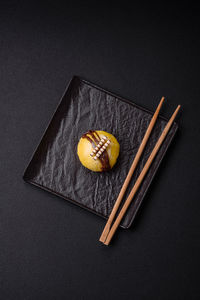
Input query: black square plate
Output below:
<box><xmin>23</xmin><ymin>76</ymin><xmax>178</xmax><ymax>228</ymax></box>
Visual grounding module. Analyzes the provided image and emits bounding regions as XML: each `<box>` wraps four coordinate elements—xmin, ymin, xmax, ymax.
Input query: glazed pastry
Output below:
<box><xmin>77</xmin><ymin>130</ymin><xmax>120</xmax><ymax>172</ymax></box>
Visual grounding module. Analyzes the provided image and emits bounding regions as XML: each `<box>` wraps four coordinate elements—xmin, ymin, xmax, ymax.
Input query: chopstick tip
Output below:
<box><xmin>157</xmin><ymin>97</ymin><xmax>165</xmax><ymax>110</ymax></box>
<box><xmin>170</xmin><ymin>104</ymin><xmax>181</xmax><ymax>121</ymax></box>
<box><xmin>160</xmin><ymin>96</ymin><xmax>165</xmax><ymax>103</ymax></box>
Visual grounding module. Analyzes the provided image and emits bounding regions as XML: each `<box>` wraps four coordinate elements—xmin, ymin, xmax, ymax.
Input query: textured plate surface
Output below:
<box><xmin>23</xmin><ymin>76</ymin><xmax>178</xmax><ymax>228</ymax></box>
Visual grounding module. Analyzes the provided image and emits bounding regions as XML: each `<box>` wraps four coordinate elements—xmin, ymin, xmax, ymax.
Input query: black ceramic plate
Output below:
<box><xmin>23</xmin><ymin>76</ymin><xmax>178</xmax><ymax>228</ymax></box>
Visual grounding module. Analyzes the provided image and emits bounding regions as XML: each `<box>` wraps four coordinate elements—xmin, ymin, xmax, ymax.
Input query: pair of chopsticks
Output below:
<box><xmin>99</xmin><ymin>98</ymin><xmax>180</xmax><ymax>245</ymax></box>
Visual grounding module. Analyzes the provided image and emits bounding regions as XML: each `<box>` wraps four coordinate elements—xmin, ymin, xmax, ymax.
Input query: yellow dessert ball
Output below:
<box><xmin>77</xmin><ymin>130</ymin><xmax>120</xmax><ymax>172</ymax></box>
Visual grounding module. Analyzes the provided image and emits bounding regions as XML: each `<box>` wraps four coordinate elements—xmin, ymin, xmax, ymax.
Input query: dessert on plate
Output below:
<box><xmin>77</xmin><ymin>130</ymin><xmax>120</xmax><ymax>172</ymax></box>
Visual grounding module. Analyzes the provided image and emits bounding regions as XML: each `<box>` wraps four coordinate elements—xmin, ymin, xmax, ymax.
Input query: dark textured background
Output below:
<box><xmin>1</xmin><ymin>2</ymin><xmax>200</xmax><ymax>300</ymax></box>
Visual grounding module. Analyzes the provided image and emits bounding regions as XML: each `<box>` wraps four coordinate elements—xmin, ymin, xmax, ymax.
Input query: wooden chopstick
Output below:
<box><xmin>103</xmin><ymin>105</ymin><xmax>181</xmax><ymax>245</ymax></box>
<box><xmin>99</xmin><ymin>97</ymin><xmax>165</xmax><ymax>243</ymax></box>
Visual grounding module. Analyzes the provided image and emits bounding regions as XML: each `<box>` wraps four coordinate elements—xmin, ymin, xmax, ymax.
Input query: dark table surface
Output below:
<box><xmin>1</xmin><ymin>3</ymin><xmax>200</xmax><ymax>300</ymax></box>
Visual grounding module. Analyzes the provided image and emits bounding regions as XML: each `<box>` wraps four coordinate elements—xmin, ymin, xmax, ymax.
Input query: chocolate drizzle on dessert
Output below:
<box><xmin>82</xmin><ymin>132</ymin><xmax>95</xmax><ymax>148</ymax></box>
<box><xmin>82</xmin><ymin>130</ymin><xmax>111</xmax><ymax>171</ymax></box>
<box><xmin>87</xmin><ymin>130</ymin><xmax>100</xmax><ymax>144</ymax></box>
